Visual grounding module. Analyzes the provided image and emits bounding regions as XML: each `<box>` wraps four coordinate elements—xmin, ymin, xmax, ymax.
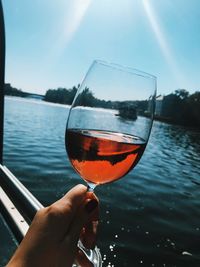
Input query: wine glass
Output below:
<box><xmin>65</xmin><ymin>60</ymin><xmax>156</xmax><ymax>267</ymax></box>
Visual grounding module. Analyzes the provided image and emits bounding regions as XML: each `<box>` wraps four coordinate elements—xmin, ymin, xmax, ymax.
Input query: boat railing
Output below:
<box><xmin>0</xmin><ymin>164</ymin><xmax>43</xmax><ymax>243</ymax></box>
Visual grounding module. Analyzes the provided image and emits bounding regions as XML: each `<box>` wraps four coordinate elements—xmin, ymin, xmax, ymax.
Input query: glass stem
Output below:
<box><xmin>87</xmin><ymin>182</ymin><xmax>96</xmax><ymax>192</ymax></box>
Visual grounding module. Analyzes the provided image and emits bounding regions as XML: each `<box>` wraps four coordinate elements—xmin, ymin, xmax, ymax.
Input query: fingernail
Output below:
<box><xmin>85</xmin><ymin>199</ymin><xmax>98</xmax><ymax>213</ymax></box>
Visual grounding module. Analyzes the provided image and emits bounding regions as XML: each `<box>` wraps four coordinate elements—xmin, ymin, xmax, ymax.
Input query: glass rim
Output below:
<box><xmin>92</xmin><ymin>59</ymin><xmax>157</xmax><ymax>80</ymax></box>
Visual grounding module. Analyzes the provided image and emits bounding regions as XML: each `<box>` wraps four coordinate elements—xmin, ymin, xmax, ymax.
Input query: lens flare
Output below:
<box><xmin>63</xmin><ymin>0</ymin><xmax>92</xmax><ymax>44</ymax></box>
<box><xmin>142</xmin><ymin>0</ymin><xmax>184</xmax><ymax>85</ymax></box>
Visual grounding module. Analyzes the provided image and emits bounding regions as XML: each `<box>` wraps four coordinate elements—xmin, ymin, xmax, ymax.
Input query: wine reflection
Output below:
<box><xmin>66</xmin><ymin>129</ymin><xmax>146</xmax><ymax>185</ymax></box>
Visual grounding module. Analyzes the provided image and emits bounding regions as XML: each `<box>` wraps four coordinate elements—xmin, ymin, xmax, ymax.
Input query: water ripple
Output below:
<box><xmin>3</xmin><ymin>97</ymin><xmax>200</xmax><ymax>267</ymax></box>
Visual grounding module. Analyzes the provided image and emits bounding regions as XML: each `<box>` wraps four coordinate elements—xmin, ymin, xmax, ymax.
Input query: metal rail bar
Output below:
<box><xmin>0</xmin><ymin>165</ymin><xmax>43</xmax><ymax>225</ymax></box>
<box><xmin>0</xmin><ymin>0</ymin><xmax>5</xmax><ymax>164</ymax></box>
<box><xmin>0</xmin><ymin>186</ymin><xmax>29</xmax><ymax>242</ymax></box>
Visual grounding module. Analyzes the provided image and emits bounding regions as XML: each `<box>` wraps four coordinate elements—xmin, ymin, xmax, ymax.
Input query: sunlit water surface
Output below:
<box><xmin>1</xmin><ymin>96</ymin><xmax>200</xmax><ymax>267</ymax></box>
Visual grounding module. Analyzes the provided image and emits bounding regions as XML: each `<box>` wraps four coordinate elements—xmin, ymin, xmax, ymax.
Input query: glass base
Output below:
<box><xmin>73</xmin><ymin>241</ymin><xmax>102</xmax><ymax>267</ymax></box>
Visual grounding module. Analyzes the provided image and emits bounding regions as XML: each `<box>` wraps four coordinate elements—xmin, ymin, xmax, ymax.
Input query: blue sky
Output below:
<box><xmin>2</xmin><ymin>0</ymin><xmax>200</xmax><ymax>95</ymax></box>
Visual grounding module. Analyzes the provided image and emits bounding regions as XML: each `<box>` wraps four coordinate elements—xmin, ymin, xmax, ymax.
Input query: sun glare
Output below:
<box><xmin>63</xmin><ymin>0</ymin><xmax>92</xmax><ymax>43</ymax></box>
<box><xmin>45</xmin><ymin>0</ymin><xmax>92</xmax><ymax>69</ymax></box>
<box><xmin>142</xmin><ymin>0</ymin><xmax>184</xmax><ymax>85</ymax></box>
<box><xmin>52</xmin><ymin>0</ymin><xmax>92</xmax><ymax>53</ymax></box>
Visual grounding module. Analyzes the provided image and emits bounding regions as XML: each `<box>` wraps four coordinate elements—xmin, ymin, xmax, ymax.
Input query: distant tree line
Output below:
<box><xmin>5</xmin><ymin>83</ymin><xmax>200</xmax><ymax>128</ymax></box>
<box><xmin>161</xmin><ymin>89</ymin><xmax>200</xmax><ymax>127</ymax></box>
<box><xmin>4</xmin><ymin>83</ymin><xmax>27</xmax><ymax>97</ymax></box>
<box><xmin>44</xmin><ymin>86</ymin><xmax>78</xmax><ymax>105</ymax></box>
<box><xmin>4</xmin><ymin>83</ymin><xmax>44</xmax><ymax>99</ymax></box>
<box><xmin>44</xmin><ymin>87</ymin><xmax>200</xmax><ymax>127</ymax></box>
<box><xmin>44</xmin><ymin>86</ymin><xmax>148</xmax><ymax>112</ymax></box>
<box><xmin>44</xmin><ymin>86</ymin><xmax>117</xmax><ymax>108</ymax></box>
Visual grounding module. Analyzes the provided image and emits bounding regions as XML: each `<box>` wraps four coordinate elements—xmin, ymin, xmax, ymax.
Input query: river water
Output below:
<box><xmin>1</xmin><ymin>96</ymin><xmax>200</xmax><ymax>266</ymax></box>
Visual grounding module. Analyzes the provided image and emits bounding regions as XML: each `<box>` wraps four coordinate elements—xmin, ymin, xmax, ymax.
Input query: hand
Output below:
<box><xmin>7</xmin><ymin>184</ymin><xmax>99</xmax><ymax>267</ymax></box>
